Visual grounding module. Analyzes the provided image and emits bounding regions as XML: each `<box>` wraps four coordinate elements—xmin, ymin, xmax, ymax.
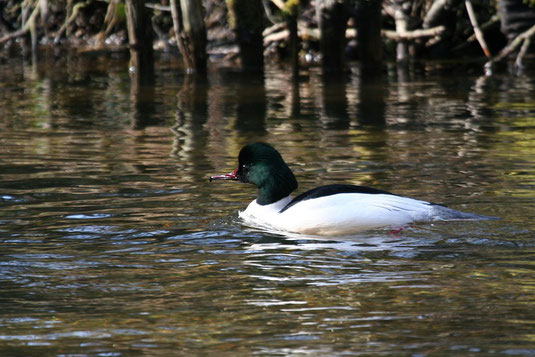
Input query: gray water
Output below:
<box><xmin>1</xmin><ymin>54</ymin><xmax>534</xmax><ymax>355</ymax></box>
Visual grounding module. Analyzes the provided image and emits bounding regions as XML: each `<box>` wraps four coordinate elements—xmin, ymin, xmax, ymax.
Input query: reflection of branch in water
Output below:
<box><xmin>172</xmin><ymin>75</ymin><xmax>209</xmax><ymax>160</ymax></box>
<box><xmin>172</xmin><ymin>76</ymin><xmax>194</xmax><ymax>159</ymax></box>
<box><xmin>466</xmin><ymin>75</ymin><xmax>492</xmax><ymax>123</ymax></box>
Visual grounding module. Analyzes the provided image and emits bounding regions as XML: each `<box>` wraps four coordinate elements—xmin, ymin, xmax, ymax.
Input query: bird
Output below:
<box><xmin>210</xmin><ymin>142</ymin><xmax>497</xmax><ymax>236</ymax></box>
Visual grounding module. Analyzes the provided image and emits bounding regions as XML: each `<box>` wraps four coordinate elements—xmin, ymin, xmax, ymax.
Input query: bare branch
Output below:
<box><xmin>515</xmin><ymin>37</ymin><xmax>530</xmax><ymax>71</ymax></box>
<box><xmin>54</xmin><ymin>0</ymin><xmax>90</xmax><ymax>44</ymax></box>
<box><xmin>485</xmin><ymin>23</ymin><xmax>535</xmax><ymax>74</ymax></box>
<box><xmin>382</xmin><ymin>26</ymin><xmax>445</xmax><ymax>41</ymax></box>
<box><xmin>264</xmin><ymin>24</ymin><xmax>445</xmax><ymax>45</ymax></box>
<box><xmin>0</xmin><ymin>0</ymin><xmax>40</xmax><ymax>44</ymax></box>
<box><xmin>465</xmin><ymin>0</ymin><xmax>491</xmax><ymax>58</ymax></box>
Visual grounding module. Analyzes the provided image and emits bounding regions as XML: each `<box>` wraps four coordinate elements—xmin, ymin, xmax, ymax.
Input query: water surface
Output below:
<box><xmin>1</xmin><ymin>54</ymin><xmax>534</xmax><ymax>355</ymax></box>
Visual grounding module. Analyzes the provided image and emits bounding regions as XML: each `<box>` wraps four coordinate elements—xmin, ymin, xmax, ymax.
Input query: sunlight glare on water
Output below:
<box><xmin>0</xmin><ymin>54</ymin><xmax>534</xmax><ymax>355</ymax></box>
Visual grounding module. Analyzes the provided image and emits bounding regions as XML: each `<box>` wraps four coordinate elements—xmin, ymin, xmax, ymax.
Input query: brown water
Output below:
<box><xmin>1</xmin><ymin>53</ymin><xmax>534</xmax><ymax>355</ymax></box>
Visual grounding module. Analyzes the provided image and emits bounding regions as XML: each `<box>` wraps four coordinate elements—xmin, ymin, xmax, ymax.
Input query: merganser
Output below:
<box><xmin>210</xmin><ymin>143</ymin><xmax>497</xmax><ymax>235</ymax></box>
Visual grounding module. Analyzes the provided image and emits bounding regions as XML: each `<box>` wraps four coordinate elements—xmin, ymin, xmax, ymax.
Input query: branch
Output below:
<box><xmin>145</xmin><ymin>3</ymin><xmax>171</xmax><ymax>11</ymax></box>
<box><xmin>452</xmin><ymin>15</ymin><xmax>499</xmax><ymax>53</ymax></box>
<box><xmin>515</xmin><ymin>36</ymin><xmax>530</xmax><ymax>71</ymax></box>
<box><xmin>96</xmin><ymin>0</ymin><xmax>120</xmax><ymax>46</ymax></box>
<box><xmin>423</xmin><ymin>0</ymin><xmax>452</xmax><ymax>29</ymax></box>
<box><xmin>263</xmin><ymin>22</ymin><xmax>286</xmax><ymax>37</ymax></box>
<box><xmin>485</xmin><ymin>23</ymin><xmax>535</xmax><ymax>73</ymax></box>
<box><xmin>465</xmin><ymin>0</ymin><xmax>491</xmax><ymax>58</ymax></box>
<box><xmin>0</xmin><ymin>0</ymin><xmax>40</xmax><ymax>44</ymax></box>
<box><xmin>382</xmin><ymin>26</ymin><xmax>445</xmax><ymax>41</ymax></box>
<box><xmin>465</xmin><ymin>15</ymin><xmax>499</xmax><ymax>43</ymax></box>
<box><xmin>54</xmin><ymin>0</ymin><xmax>90</xmax><ymax>44</ymax></box>
<box><xmin>270</xmin><ymin>0</ymin><xmax>286</xmax><ymax>10</ymax></box>
<box><xmin>264</xmin><ymin>24</ymin><xmax>445</xmax><ymax>45</ymax></box>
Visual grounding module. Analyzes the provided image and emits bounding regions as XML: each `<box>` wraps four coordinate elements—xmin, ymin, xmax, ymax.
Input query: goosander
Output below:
<box><xmin>210</xmin><ymin>143</ymin><xmax>497</xmax><ymax>235</ymax></box>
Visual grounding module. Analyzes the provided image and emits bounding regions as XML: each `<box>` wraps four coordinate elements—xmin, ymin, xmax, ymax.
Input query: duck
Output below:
<box><xmin>210</xmin><ymin>142</ymin><xmax>497</xmax><ymax>235</ymax></box>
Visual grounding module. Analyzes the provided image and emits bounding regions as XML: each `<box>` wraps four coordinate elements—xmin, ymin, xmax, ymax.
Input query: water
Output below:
<box><xmin>1</xmin><ymin>53</ymin><xmax>534</xmax><ymax>355</ymax></box>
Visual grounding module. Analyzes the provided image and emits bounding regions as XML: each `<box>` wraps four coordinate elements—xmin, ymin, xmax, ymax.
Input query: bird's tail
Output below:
<box><xmin>431</xmin><ymin>205</ymin><xmax>499</xmax><ymax>221</ymax></box>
